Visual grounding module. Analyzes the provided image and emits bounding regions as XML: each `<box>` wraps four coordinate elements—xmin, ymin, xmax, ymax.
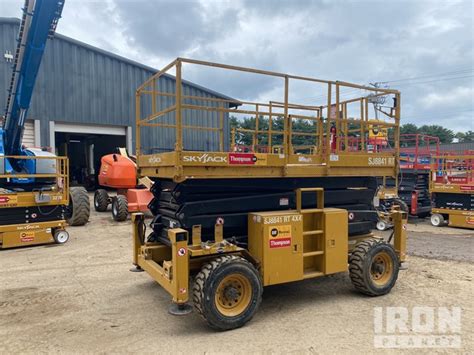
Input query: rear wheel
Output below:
<box><xmin>430</xmin><ymin>213</ymin><xmax>444</xmax><ymax>227</ymax></box>
<box><xmin>376</xmin><ymin>220</ymin><xmax>387</xmax><ymax>231</ymax></box>
<box><xmin>66</xmin><ymin>187</ymin><xmax>90</xmax><ymax>226</ymax></box>
<box><xmin>193</xmin><ymin>255</ymin><xmax>263</xmax><ymax>330</ymax></box>
<box><xmin>94</xmin><ymin>189</ymin><xmax>109</xmax><ymax>212</ymax></box>
<box><xmin>112</xmin><ymin>195</ymin><xmax>128</xmax><ymax>222</ymax></box>
<box><xmin>53</xmin><ymin>229</ymin><xmax>69</xmax><ymax>244</ymax></box>
<box><xmin>349</xmin><ymin>238</ymin><xmax>399</xmax><ymax>296</ymax></box>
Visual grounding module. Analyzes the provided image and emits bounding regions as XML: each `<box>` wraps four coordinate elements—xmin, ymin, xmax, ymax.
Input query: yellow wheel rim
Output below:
<box><xmin>370</xmin><ymin>251</ymin><xmax>393</xmax><ymax>286</ymax></box>
<box><xmin>215</xmin><ymin>274</ymin><xmax>252</xmax><ymax>317</ymax></box>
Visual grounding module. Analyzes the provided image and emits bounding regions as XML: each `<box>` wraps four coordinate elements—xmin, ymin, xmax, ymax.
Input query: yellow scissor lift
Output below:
<box><xmin>0</xmin><ymin>155</ymin><xmax>69</xmax><ymax>248</ymax></box>
<box><xmin>131</xmin><ymin>58</ymin><xmax>407</xmax><ymax>330</ymax></box>
<box><xmin>0</xmin><ymin>154</ymin><xmax>89</xmax><ymax>249</ymax></box>
<box><xmin>430</xmin><ymin>154</ymin><xmax>474</xmax><ymax>229</ymax></box>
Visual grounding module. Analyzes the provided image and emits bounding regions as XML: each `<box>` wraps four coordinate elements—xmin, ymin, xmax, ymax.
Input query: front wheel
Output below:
<box><xmin>112</xmin><ymin>195</ymin><xmax>128</xmax><ymax>222</ymax></box>
<box><xmin>193</xmin><ymin>255</ymin><xmax>263</xmax><ymax>330</ymax></box>
<box><xmin>349</xmin><ymin>238</ymin><xmax>399</xmax><ymax>296</ymax></box>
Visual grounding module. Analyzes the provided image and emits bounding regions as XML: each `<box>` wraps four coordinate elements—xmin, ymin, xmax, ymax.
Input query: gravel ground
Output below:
<box><xmin>1</xmin><ymin>206</ymin><xmax>473</xmax><ymax>354</ymax></box>
<box><xmin>405</xmin><ymin>219</ymin><xmax>474</xmax><ymax>262</ymax></box>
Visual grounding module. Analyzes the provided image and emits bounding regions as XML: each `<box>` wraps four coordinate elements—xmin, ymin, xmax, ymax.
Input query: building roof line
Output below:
<box><xmin>0</xmin><ymin>17</ymin><xmax>239</xmax><ymax>106</ymax></box>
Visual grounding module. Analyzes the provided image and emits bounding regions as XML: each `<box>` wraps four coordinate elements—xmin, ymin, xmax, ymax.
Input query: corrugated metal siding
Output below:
<box><xmin>0</xmin><ymin>18</ymin><xmax>230</xmax><ymax>153</ymax></box>
<box><xmin>138</xmin><ymin>76</ymin><xmax>230</xmax><ymax>154</ymax></box>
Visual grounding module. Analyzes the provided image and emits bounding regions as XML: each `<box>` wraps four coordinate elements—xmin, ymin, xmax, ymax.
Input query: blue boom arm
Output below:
<box><xmin>2</xmin><ymin>0</ymin><xmax>64</xmax><ymax>157</ymax></box>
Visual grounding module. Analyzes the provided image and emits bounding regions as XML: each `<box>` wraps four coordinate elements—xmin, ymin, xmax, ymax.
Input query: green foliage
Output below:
<box><xmin>230</xmin><ymin>115</ymin><xmax>316</xmax><ymax>147</ymax></box>
<box><xmin>231</xmin><ymin>117</ymin><xmax>464</xmax><ymax>146</ymax></box>
<box><xmin>455</xmin><ymin>130</ymin><xmax>474</xmax><ymax>143</ymax></box>
<box><xmin>400</xmin><ymin>123</ymin><xmax>418</xmax><ymax>135</ymax></box>
<box><xmin>418</xmin><ymin>125</ymin><xmax>454</xmax><ymax>144</ymax></box>
<box><xmin>399</xmin><ymin>123</ymin><xmax>456</xmax><ymax>144</ymax></box>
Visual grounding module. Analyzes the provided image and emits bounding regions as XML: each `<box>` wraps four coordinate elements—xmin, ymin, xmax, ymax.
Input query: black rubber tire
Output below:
<box><xmin>94</xmin><ymin>189</ymin><xmax>109</xmax><ymax>212</ymax></box>
<box><xmin>349</xmin><ymin>238</ymin><xmax>399</xmax><ymax>297</ymax></box>
<box><xmin>392</xmin><ymin>198</ymin><xmax>408</xmax><ymax>213</ymax></box>
<box><xmin>67</xmin><ymin>187</ymin><xmax>90</xmax><ymax>226</ymax></box>
<box><xmin>193</xmin><ymin>255</ymin><xmax>263</xmax><ymax>331</ymax></box>
<box><xmin>112</xmin><ymin>195</ymin><xmax>128</xmax><ymax>222</ymax></box>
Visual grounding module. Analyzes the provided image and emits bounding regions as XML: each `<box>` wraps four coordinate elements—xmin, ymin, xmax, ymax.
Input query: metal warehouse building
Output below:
<box><xmin>0</xmin><ymin>17</ymin><xmax>232</xmax><ymax>186</ymax></box>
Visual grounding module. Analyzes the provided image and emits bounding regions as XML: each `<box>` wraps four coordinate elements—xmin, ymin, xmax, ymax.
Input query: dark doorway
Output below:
<box><xmin>55</xmin><ymin>132</ymin><xmax>126</xmax><ymax>189</ymax></box>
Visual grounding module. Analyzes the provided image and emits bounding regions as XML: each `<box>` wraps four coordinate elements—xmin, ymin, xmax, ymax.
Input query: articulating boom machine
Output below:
<box><xmin>94</xmin><ymin>148</ymin><xmax>153</xmax><ymax>222</ymax></box>
<box><xmin>0</xmin><ymin>0</ymin><xmax>89</xmax><ymax>249</ymax></box>
<box><xmin>131</xmin><ymin>58</ymin><xmax>407</xmax><ymax>330</ymax></box>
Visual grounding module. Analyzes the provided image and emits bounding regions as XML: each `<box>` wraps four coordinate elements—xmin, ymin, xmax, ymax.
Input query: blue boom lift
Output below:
<box><xmin>0</xmin><ymin>0</ymin><xmax>89</xmax><ymax>249</ymax></box>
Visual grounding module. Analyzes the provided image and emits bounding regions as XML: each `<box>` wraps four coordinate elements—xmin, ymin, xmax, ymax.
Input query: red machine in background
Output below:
<box><xmin>389</xmin><ymin>134</ymin><xmax>440</xmax><ymax>217</ymax></box>
<box><xmin>94</xmin><ymin>149</ymin><xmax>153</xmax><ymax>221</ymax></box>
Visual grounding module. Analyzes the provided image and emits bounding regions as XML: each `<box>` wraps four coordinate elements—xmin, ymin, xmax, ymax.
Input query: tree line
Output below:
<box><xmin>400</xmin><ymin>123</ymin><xmax>473</xmax><ymax>144</ymax></box>
<box><xmin>230</xmin><ymin>115</ymin><xmax>473</xmax><ymax>146</ymax></box>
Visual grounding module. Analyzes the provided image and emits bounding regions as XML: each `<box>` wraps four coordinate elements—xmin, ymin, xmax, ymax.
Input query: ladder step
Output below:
<box><xmin>303</xmin><ymin>251</ymin><xmax>324</xmax><ymax>257</ymax></box>
<box><xmin>303</xmin><ymin>230</ymin><xmax>323</xmax><ymax>236</ymax></box>
<box><xmin>303</xmin><ymin>271</ymin><xmax>324</xmax><ymax>279</ymax></box>
<box><xmin>301</xmin><ymin>209</ymin><xmax>323</xmax><ymax>213</ymax></box>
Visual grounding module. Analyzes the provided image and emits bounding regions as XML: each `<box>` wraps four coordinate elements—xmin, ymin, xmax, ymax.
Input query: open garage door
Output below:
<box><xmin>0</xmin><ymin>118</ymin><xmax>37</xmax><ymax>147</ymax></box>
<box><xmin>52</xmin><ymin>123</ymin><xmax>130</xmax><ymax>189</ymax></box>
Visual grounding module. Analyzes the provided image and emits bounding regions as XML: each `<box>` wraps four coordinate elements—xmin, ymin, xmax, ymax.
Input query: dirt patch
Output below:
<box><xmin>0</xmin><ymin>206</ymin><xmax>472</xmax><ymax>353</ymax></box>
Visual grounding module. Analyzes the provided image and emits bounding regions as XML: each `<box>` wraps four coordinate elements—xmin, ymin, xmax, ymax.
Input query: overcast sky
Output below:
<box><xmin>1</xmin><ymin>0</ymin><xmax>472</xmax><ymax>132</ymax></box>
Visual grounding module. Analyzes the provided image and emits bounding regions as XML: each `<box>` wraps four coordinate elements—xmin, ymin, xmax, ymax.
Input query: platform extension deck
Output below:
<box><xmin>135</xmin><ymin>58</ymin><xmax>401</xmax><ymax>183</ymax></box>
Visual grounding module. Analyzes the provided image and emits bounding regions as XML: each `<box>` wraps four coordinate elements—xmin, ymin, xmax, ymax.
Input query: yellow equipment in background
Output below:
<box><xmin>367</xmin><ymin>123</ymin><xmax>389</xmax><ymax>153</ymax></box>
<box><xmin>429</xmin><ymin>154</ymin><xmax>474</xmax><ymax>229</ymax></box>
<box><xmin>374</xmin><ymin>185</ymin><xmax>408</xmax><ymax>231</ymax></box>
<box><xmin>0</xmin><ymin>155</ymin><xmax>89</xmax><ymax>249</ymax></box>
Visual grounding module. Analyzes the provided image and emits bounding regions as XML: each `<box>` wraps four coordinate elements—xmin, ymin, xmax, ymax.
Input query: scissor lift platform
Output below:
<box><xmin>136</xmin><ymin>58</ymin><xmax>402</xmax><ymax>241</ymax></box>
<box><xmin>430</xmin><ymin>154</ymin><xmax>474</xmax><ymax>228</ymax></box>
<box><xmin>135</xmin><ymin>58</ymin><xmax>401</xmax><ymax>183</ymax></box>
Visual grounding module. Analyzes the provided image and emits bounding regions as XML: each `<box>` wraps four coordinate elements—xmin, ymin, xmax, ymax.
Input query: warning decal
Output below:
<box><xmin>269</xmin><ymin>225</ymin><xmax>292</xmax><ymax>248</ymax></box>
<box><xmin>20</xmin><ymin>232</ymin><xmax>35</xmax><ymax>243</ymax></box>
<box><xmin>228</xmin><ymin>153</ymin><xmax>268</xmax><ymax>166</ymax></box>
<box><xmin>269</xmin><ymin>225</ymin><xmax>291</xmax><ymax>239</ymax></box>
<box><xmin>0</xmin><ymin>195</ymin><xmax>18</xmax><ymax>207</ymax></box>
<box><xmin>269</xmin><ymin>238</ymin><xmax>292</xmax><ymax>248</ymax></box>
